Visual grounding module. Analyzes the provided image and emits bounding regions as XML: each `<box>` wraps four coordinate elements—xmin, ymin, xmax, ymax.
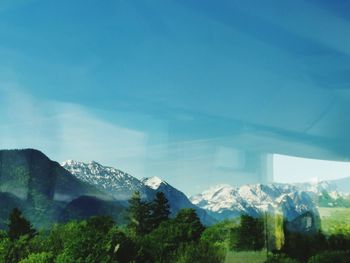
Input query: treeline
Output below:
<box><xmin>0</xmin><ymin>192</ymin><xmax>225</xmax><ymax>263</ymax></box>
<box><xmin>2</xmin><ymin>191</ymin><xmax>350</xmax><ymax>263</ymax></box>
<box><xmin>225</xmin><ymin>211</ymin><xmax>350</xmax><ymax>262</ymax></box>
<box><xmin>277</xmin><ymin>227</ymin><xmax>350</xmax><ymax>263</ymax></box>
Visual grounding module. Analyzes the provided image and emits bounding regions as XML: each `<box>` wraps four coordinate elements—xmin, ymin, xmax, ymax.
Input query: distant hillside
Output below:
<box><xmin>0</xmin><ymin>149</ymin><xmax>106</xmax><ymax>203</ymax></box>
<box><xmin>0</xmin><ymin>149</ymin><xmax>123</xmax><ymax>228</ymax></box>
<box><xmin>0</xmin><ymin>192</ymin><xmax>25</xmax><ymax>229</ymax></box>
<box><xmin>59</xmin><ymin>196</ymin><xmax>125</xmax><ymax>223</ymax></box>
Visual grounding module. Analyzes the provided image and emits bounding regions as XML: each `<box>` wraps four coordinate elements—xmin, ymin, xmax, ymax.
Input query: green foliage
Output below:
<box><xmin>307</xmin><ymin>250</ymin><xmax>350</xmax><ymax>263</ymax></box>
<box><xmin>0</xmin><ymin>234</ymin><xmax>11</xmax><ymax>263</ymax></box>
<box><xmin>139</xmin><ymin>208</ymin><xmax>206</xmax><ymax>263</ymax></box>
<box><xmin>265</xmin><ymin>214</ymin><xmax>284</xmax><ymax>251</ymax></box>
<box><xmin>174</xmin><ymin>208</ymin><xmax>205</xmax><ymax>242</ymax></box>
<box><xmin>127</xmin><ymin>191</ymin><xmax>152</xmax><ymax>236</ymax></box>
<box><xmin>3</xmin><ymin>190</ymin><xmax>350</xmax><ymax>263</ymax></box>
<box><xmin>235</xmin><ymin>215</ymin><xmax>264</xmax><ymax>251</ymax></box>
<box><xmin>201</xmin><ymin>219</ymin><xmax>239</xmax><ymax>251</ymax></box>
<box><xmin>175</xmin><ymin>241</ymin><xmax>225</xmax><ymax>263</ymax></box>
<box><xmin>8</xmin><ymin>208</ymin><xmax>36</xmax><ymax>240</ymax></box>
<box><xmin>4</xmin><ymin>235</ymin><xmax>32</xmax><ymax>263</ymax></box>
<box><xmin>50</xmin><ymin>216</ymin><xmax>132</xmax><ymax>263</ymax></box>
<box><xmin>151</xmin><ymin>192</ymin><xmax>171</xmax><ymax>229</ymax></box>
<box><xmin>141</xmin><ymin>209</ymin><xmax>205</xmax><ymax>263</ymax></box>
<box><xmin>19</xmin><ymin>252</ymin><xmax>54</xmax><ymax>263</ymax></box>
<box><xmin>282</xmin><ymin>227</ymin><xmax>327</xmax><ymax>262</ymax></box>
<box><xmin>319</xmin><ymin>207</ymin><xmax>350</xmax><ymax>235</ymax></box>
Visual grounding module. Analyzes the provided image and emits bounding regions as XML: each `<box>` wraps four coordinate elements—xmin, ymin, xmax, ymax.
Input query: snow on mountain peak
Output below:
<box><xmin>61</xmin><ymin>160</ymin><xmax>150</xmax><ymax>201</ymax></box>
<box><xmin>190</xmin><ymin>183</ymin><xmax>318</xmax><ymax>221</ymax></box>
<box><xmin>142</xmin><ymin>176</ymin><xmax>164</xmax><ymax>190</ymax></box>
<box><xmin>61</xmin><ymin>161</ymin><xmax>214</xmax><ymax>225</ymax></box>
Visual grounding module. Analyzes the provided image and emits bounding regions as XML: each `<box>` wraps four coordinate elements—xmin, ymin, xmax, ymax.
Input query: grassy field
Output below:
<box><xmin>319</xmin><ymin>207</ymin><xmax>350</xmax><ymax>235</ymax></box>
<box><xmin>225</xmin><ymin>251</ymin><xmax>267</xmax><ymax>263</ymax></box>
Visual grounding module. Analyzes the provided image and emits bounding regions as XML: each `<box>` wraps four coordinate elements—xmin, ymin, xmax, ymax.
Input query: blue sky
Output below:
<box><xmin>1</xmin><ymin>0</ymin><xmax>350</xmax><ymax>195</ymax></box>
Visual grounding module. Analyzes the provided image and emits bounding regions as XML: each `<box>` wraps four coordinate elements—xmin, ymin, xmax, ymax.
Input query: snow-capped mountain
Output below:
<box><xmin>142</xmin><ymin>177</ymin><xmax>216</xmax><ymax>225</ymax></box>
<box><xmin>292</xmin><ymin>180</ymin><xmax>350</xmax><ymax>207</ymax></box>
<box><xmin>190</xmin><ymin>183</ymin><xmax>319</xmax><ymax>224</ymax></box>
<box><xmin>61</xmin><ymin>160</ymin><xmax>153</xmax><ymax>202</ymax></box>
<box><xmin>62</xmin><ymin>161</ymin><xmax>214</xmax><ymax>224</ymax></box>
<box><xmin>294</xmin><ymin>180</ymin><xmax>338</xmax><ymax>194</ymax></box>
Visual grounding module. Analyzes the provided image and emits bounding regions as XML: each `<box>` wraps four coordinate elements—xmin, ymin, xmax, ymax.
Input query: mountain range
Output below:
<box><xmin>61</xmin><ymin>160</ymin><xmax>322</xmax><ymax>232</ymax></box>
<box><xmin>190</xmin><ymin>184</ymin><xmax>320</xmax><ymax>232</ymax></box>
<box><xmin>2</xmin><ymin>148</ymin><xmax>347</xmax><ymax>233</ymax></box>
<box><xmin>62</xmin><ymin>160</ymin><xmax>215</xmax><ymax>225</ymax></box>
<box><xmin>61</xmin><ymin>160</ymin><xmax>154</xmax><ymax>203</ymax></box>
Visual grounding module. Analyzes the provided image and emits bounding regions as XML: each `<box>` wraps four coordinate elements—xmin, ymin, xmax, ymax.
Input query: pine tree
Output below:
<box><xmin>7</xmin><ymin>208</ymin><xmax>36</xmax><ymax>240</ymax></box>
<box><xmin>151</xmin><ymin>192</ymin><xmax>170</xmax><ymax>229</ymax></box>
<box><xmin>174</xmin><ymin>209</ymin><xmax>205</xmax><ymax>242</ymax></box>
<box><xmin>237</xmin><ymin>214</ymin><xmax>264</xmax><ymax>251</ymax></box>
<box><xmin>127</xmin><ymin>191</ymin><xmax>152</xmax><ymax>236</ymax></box>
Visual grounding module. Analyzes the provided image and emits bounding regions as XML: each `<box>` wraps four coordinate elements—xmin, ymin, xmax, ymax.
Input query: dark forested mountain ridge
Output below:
<box><xmin>0</xmin><ymin>149</ymin><xmax>120</xmax><ymax>228</ymax></box>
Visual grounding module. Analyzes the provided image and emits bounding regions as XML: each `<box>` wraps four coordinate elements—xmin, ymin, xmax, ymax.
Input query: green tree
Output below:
<box><xmin>8</xmin><ymin>208</ymin><xmax>36</xmax><ymax>240</ymax></box>
<box><xmin>19</xmin><ymin>252</ymin><xmax>54</xmax><ymax>263</ymax></box>
<box><xmin>4</xmin><ymin>236</ymin><xmax>31</xmax><ymax>263</ymax></box>
<box><xmin>142</xmin><ymin>209</ymin><xmax>205</xmax><ymax>263</ymax></box>
<box><xmin>0</xmin><ymin>233</ymin><xmax>11</xmax><ymax>263</ymax></box>
<box><xmin>105</xmin><ymin>226</ymin><xmax>136</xmax><ymax>263</ymax></box>
<box><xmin>236</xmin><ymin>214</ymin><xmax>264</xmax><ymax>251</ymax></box>
<box><xmin>174</xmin><ymin>209</ymin><xmax>205</xmax><ymax>242</ymax></box>
<box><xmin>54</xmin><ymin>216</ymin><xmax>118</xmax><ymax>263</ymax></box>
<box><xmin>151</xmin><ymin>192</ymin><xmax>170</xmax><ymax>229</ymax></box>
<box><xmin>127</xmin><ymin>191</ymin><xmax>152</xmax><ymax>236</ymax></box>
<box><xmin>282</xmin><ymin>223</ymin><xmax>327</xmax><ymax>262</ymax></box>
<box><xmin>201</xmin><ymin>219</ymin><xmax>239</xmax><ymax>251</ymax></box>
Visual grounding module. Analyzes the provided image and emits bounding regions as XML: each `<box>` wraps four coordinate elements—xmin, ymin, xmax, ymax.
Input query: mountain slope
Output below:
<box><xmin>142</xmin><ymin>177</ymin><xmax>216</xmax><ymax>225</ymax></box>
<box><xmin>59</xmin><ymin>196</ymin><xmax>125</xmax><ymax>223</ymax></box>
<box><xmin>62</xmin><ymin>161</ymin><xmax>215</xmax><ymax>225</ymax></box>
<box><xmin>0</xmin><ymin>149</ymin><xmax>107</xmax><ymax>203</ymax></box>
<box><xmin>62</xmin><ymin>160</ymin><xmax>154</xmax><ymax>202</ymax></box>
<box><xmin>0</xmin><ymin>149</ymin><xmax>121</xmax><ymax>228</ymax></box>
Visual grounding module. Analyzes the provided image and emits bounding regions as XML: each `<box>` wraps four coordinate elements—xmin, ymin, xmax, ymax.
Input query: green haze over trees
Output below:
<box><xmin>235</xmin><ymin>214</ymin><xmax>264</xmax><ymax>251</ymax></box>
